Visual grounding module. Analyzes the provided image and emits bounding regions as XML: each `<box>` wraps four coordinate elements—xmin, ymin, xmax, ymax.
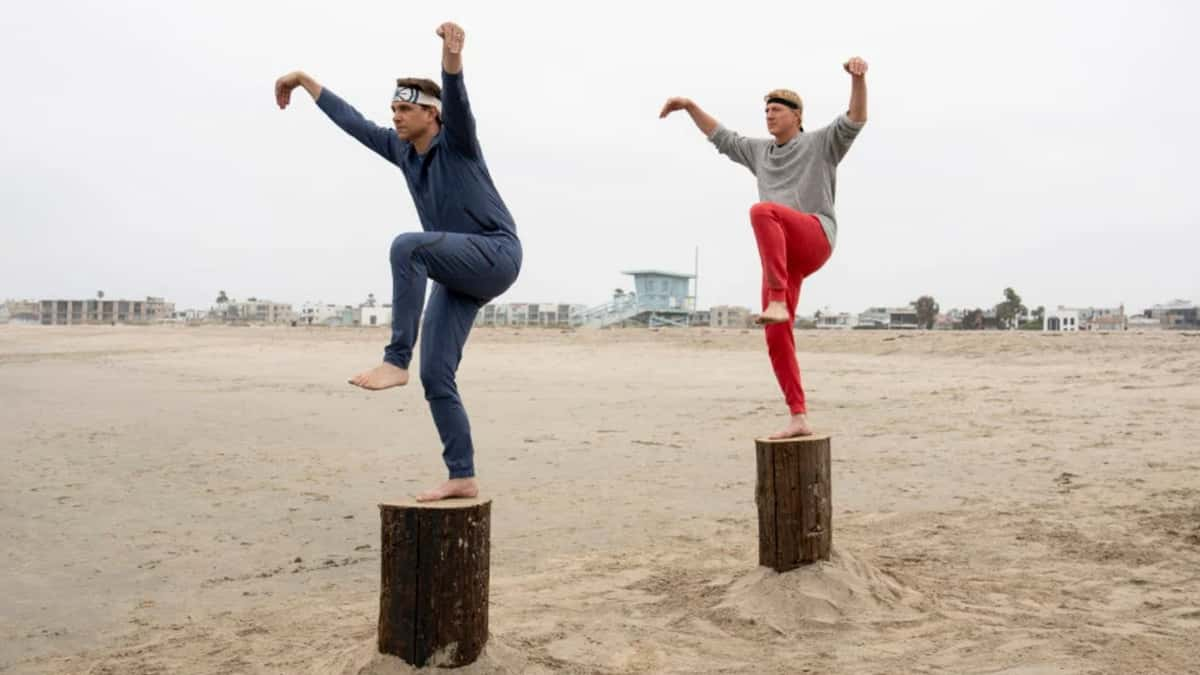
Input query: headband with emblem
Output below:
<box><xmin>393</xmin><ymin>86</ymin><xmax>442</xmax><ymax>112</ymax></box>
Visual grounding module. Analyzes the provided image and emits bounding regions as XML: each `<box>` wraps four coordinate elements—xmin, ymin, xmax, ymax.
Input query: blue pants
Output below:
<box><xmin>384</xmin><ymin>231</ymin><xmax>521</xmax><ymax>479</ymax></box>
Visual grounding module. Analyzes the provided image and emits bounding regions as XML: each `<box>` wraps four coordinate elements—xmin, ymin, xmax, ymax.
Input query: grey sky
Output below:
<box><xmin>2</xmin><ymin>0</ymin><xmax>1197</xmax><ymax>315</ymax></box>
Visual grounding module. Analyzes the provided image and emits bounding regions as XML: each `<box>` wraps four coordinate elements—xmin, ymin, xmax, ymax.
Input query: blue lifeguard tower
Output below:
<box><xmin>576</xmin><ymin>270</ymin><xmax>695</xmax><ymax>328</ymax></box>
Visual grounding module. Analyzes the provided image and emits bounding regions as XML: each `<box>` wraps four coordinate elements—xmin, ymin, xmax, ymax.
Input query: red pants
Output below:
<box><xmin>749</xmin><ymin>202</ymin><xmax>832</xmax><ymax>414</ymax></box>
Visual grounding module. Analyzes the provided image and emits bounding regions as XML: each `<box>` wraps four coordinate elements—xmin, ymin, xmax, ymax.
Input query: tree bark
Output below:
<box><xmin>755</xmin><ymin>435</ymin><xmax>832</xmax><ymax>571</ymax></box>
<box><xmin>378</xmin><ymin>498</ymin><xmax>491</xmax><ymax>667</ymax></box>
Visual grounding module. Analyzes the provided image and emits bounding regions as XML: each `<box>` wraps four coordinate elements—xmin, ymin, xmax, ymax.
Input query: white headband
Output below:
<box><xmin>393</xmin><ymin>86</ymin><xmax>442</xmax><ymax>112</ymax></box>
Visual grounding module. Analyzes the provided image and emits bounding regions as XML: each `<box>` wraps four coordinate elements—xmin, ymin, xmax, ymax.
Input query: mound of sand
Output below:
<box><xmin>314</xmin><ymin>637</ymin><xmax>538</xmax><ymax>675</ymax></box>
<box><xmin>718</xmin><ymin>548</ymin><xmax>925</xmax><ymax>630</ymax></box>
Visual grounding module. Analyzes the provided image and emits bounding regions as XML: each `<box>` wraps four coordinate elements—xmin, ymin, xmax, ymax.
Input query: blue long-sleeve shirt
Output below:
<box><xmin>316</xmin><ymin>70</ymin><xmax>518</xmax><ymax>239</ymax></box>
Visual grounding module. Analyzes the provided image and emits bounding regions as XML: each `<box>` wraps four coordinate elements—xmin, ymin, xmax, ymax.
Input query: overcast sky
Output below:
<box><xmin>2</xmin><ymin>0</ymin><xmax>1197</xmax><ymax>315</ymax></box>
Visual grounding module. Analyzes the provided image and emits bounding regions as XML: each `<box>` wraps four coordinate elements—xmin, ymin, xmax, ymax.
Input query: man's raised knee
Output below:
<box><xmin>749</xmin><ymin>202</ymin><xmax>776</xmax><ymax>224</ymax></box>
<box><xmin>390</xmin><ymin>233</ymin><xmax>422</xmax><ymax>264</ymax></box>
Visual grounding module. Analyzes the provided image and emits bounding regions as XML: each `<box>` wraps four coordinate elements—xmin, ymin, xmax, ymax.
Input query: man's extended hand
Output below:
<box><xmin>658</xmin><ymin>96</ymin><xmax>717</xmax><ymax>135</ymax></box>
<box><xmin>437</xmin><ymin>22</ymin><xmax>465</xmax><ymax>55</ymax></box>
<box><xmin>658</xmin><ymin>97</ymin><xmax>693</xmax><ymax>119</ymax></box>
<box><xmin>274</xmin><ymin>71</ymin><xmax>303</xmax><ymax>109</ymax></box>
<box><xmin>843</xmin><ymin>57</ymin><xmax>868</xmax><ymax>78</ymax></box>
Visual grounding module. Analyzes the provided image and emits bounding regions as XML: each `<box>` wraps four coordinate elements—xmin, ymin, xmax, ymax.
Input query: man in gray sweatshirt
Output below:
<box><xmin>659</xmin><ymin>57</ymin><xmax>868</xmax><ymax>439</ymax></box>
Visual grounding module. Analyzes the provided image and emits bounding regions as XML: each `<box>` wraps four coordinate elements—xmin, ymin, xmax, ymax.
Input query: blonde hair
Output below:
<box><xmin>764</xmin><ymin>88</ymin><xmax>803</xmax><ymax>113</ymax></box>
<box><xmin>764</xmin><ymin>88</ymin><xmax>804</xmax><ymax>131</ymax></box>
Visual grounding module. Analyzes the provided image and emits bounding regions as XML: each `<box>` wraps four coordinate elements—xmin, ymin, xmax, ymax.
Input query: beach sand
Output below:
<box><xmin>2</xmin><ymin>325</ymin><xmax>1199</xmax><ymax>674</ymax></box>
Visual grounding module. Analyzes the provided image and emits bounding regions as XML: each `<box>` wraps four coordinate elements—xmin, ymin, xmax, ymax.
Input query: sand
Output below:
<box><xmin>1</xmin><ymin>325</ymin><xmax>1199</xmax><ymax>674</ymax></box>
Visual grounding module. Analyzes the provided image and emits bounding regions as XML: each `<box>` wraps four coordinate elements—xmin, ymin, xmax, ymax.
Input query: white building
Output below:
<box><xmin>1145</xmin><ymin>299</ymin><xmax>1198</xmax><ymax>329</ymax></box>
<box><xmin>857</xmin><ymin>306</ymin><xmax>919</xmax><ymax>329</ymax></box>
<box><xmin>168</xmin><ymin>309</ymin><xmax>207</xmax><ymax>322</ymax></box>
<box><xmin>360</xmin><ymin>305</ymin><xmax>392</xmax><ymax>327</ymax></box>
<box><xmin>1044</xmin><ymin>307</ymin><xmax>1084</xmax><ymax>332</ymax></box>
<box><xmin>815</xmin><ymin>311</ymin><xmax>858</xmax><ymax>329</ymax></box>
<box><xmin>1043</xmin><ymin>305</ymin><xmax>1126</xmax><ymax>332</ymax></box>
<box><xmin>1128</xmin><ymin>315</ymin><xmax>1163</xmax><ymax>331</ymax></box>
<box><xmin>2</xmin><ymin>300</ymin><xmax>40</xmax><ymax>325</ymax></box>
<box><xmin>711</xmin><ymin>305</ymin><xmax>753</xmax><ymax>329</ymax></box>
<box><xmin>297</xmin><ymin>301</ymin><xmax>351</xmax><ymax>326</ymax></box>
<box><xmin>476</xmin><ymin>302</ymin><xmax>585</xmax><ymax>327</ymax></box>
<box><xmin>214</xmin><ymin>298</ymin><xmax>293</xmax><ymax>324</ymax></box>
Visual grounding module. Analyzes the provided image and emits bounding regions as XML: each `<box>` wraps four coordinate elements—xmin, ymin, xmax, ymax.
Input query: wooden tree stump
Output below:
<box><xmin>755</xmin><ymin>435</ymin><xmax>832</xmax><ymax>572</ymax></box>
<box><xmin>378</xmin><ymin>498</ymin><xmax>491</xmax><ymax>668</ymax></box>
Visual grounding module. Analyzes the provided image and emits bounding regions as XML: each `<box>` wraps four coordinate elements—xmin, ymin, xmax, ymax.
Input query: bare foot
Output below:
<box><xmin>347</xmin><ymin>362</ymin><xmax>409</xmax><ymax>390</ymax></box>
<box><xmin>416</xmin><ymin>478</ymin><xmax>479</xmax><ymax>502</ymax></box>
<box><xmin>755</xmin><ymin>301</ymin><xmax>790</xmax><ymax>326</ymax></box>
<box><xmin>768</xmin><ymin>413</ymin><xmax>814</xmax><ymax>439</ymax></box>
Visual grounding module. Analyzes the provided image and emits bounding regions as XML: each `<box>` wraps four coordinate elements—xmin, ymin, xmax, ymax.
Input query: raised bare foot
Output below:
<box><xmin>347</xmin><ymin>362</ymin><xmax>409</xmax><ymax>390</ymax></box>
<box><xmin>768</xmin><ymin>413</ymin><xmax>814</xmax><ymax>439</ymax></box>
<box><xmin>416</xmin><ymin>478</ymin><xmax>479</xmax><ymax>502</ymax></box>
<box><xmin>755</xmin><ymin>301</ymin><xmax>790</xmax><ymax>326</ymax></box>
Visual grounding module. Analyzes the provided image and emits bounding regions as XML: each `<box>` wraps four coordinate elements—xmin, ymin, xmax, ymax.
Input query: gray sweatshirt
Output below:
<box><xmin>708</xmin><ymin>114</ymin><xmax>865</xmax><ymax>249</ymax></box>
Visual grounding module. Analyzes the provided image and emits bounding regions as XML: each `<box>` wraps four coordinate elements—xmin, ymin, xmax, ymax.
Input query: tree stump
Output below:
<box><xmin>378</xmin><ymin>498</ymin><xmax>491</xmax><ymax>668</ymax></box>
<box><xmin>755</xmin><ymin>435</ymin><xmax>832</xmax><ymax>572</ymax></box>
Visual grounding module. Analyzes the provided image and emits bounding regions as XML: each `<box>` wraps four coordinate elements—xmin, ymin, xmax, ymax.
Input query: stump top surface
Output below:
<box><xmin>754</xmin><ymin>433</ymin><xmax>832</xmax><ymax>445</ymax></box>
<box><xmin>379</xmin><ymin>496</ymin><xmax>492</xmax><ymax>510</ymax></box>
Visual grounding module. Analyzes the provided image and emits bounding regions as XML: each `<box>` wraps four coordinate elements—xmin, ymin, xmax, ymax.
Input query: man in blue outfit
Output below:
<box><xmin>274</xmin><ymin>22</ymin><xmax>521</xmax><ymax>502</ymax></box>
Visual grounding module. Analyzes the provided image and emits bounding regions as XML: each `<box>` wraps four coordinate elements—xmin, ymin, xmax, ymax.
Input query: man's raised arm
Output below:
<box><xmin>437</xmin><ymin>21</ymin><xmax>464</xmax><ymax>75</ymax></box>
<box><xmin>661</xmin><ymin>96</ymin><xmax>760</xmax><ymax>174</ymax></box>
<box><xmin>274</xmin><ymin>69</ymin><xmax>400</xmax><ymax>162</ymax></box>
<box><xmin>843</xmin><ymin>57</ymin><xmax>868</xmax><ymax>124</ymax></box>
<box><xmin>435</xmin><ymin>21</ymin><xmax>480</xmax><ymax>157</ymax></box>
<box><xmin>659</xmin><ymin>97</ymin><xmax>719</xmax><ymax>137</ymax></box>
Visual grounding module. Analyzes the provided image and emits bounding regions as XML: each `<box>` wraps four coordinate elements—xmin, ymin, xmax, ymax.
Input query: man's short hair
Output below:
<box><xmin>764</xmin><ymin>88</ymin><xmax>803</xmax><ymax>115</ymax></box>
<box><xmin>395</xmin><ymin>77</ymin><xmax>442</xmax><ymax>121</ymax></box>
<box><xmin>396</xmin><ymin>77</ymin><xmax>442</xmax><ymax>100</ymax></box>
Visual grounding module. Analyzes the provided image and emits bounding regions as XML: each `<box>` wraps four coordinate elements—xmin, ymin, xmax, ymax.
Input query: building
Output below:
<box><xmin>856</xmin><ymin>306</ymin><xmax>919</xmax><ymax>330</ymax></box>
<box><xmin>1044</xmin><ymin>305</ymin><xmax>1127</xmax><ymax>332</ymax></box>
<box><xmin>1086</xmin><ymin>305</ymin><xmax>1126</xmax><ymax>331</ymax></box>
<box><xmin>39</xmin><ymin>296</ymin><xmax>175</xmax><ymax>325</ymax></box>
<box><xmin>233</xmin><ymin>299</ymin><xmax>293</xmax><ymax>324</ymax></box>
<box><xmin>214</xmin><ymin>298</ymin><xmax>294</xmax><ymax>324</ymax></box>
<box><xmin>2</xmin><ymin>300</ymin><xmax>40</xmax><ymax>325</ymax></box>
<box><xmin>143</xmin><ymin>297</ymin><xmax>174</xmax><ymax>322</ymax></box>
<box><xmin>1044</xmin><ymin>307</ymin><xmax>1083</xmax><ymax>332</ymax></box>
<box><xmin>169</xmin><ymin>309</ymin><xmax>207</xmax><ymax>322</ymax></box>
<box><xmin>1145</xmin><ymin>299</ymin><xmax>1198</xmax><ymax>329</ymax></box>
<box><xmin>711</xmin><ymin>305</ymin><xmax>753</xmax><ymax>329</ymax></box>
<box><xmin>575</xmin><ymin>270</ymin><xmax>696</xmax><ymax>328</ymax></box>
<box><xmin>815</xmin><ymin>310</ymin><xmax>858</xmax><ymax>330</ymax></box>
<box><xmin>475</xmin><ymin>302</ymin><xmax>585</xmax><ymax>327</ymax></box>
<box><xmin>1128</xmin><ymin>315</ymin><xmax>1163</xmax><ymax>331</ymax></box>
<box><xmin>624</xmin><ymin>270</ymin><xmax>694</xmax><ymax>313</ymax></box>
<box><xmin>297</xmin><ymin>302</ymin><xmax>350</xmax><ymax>326</ymax></box>
<box><xmin>1090</xmin><ymin>313</ymin><xmax>1128</xmax><ymax>331</ymax></box>
<box><xmin>933</xmin><ymin>311</ymin><xmax>959</xmax><ymax>330</ymax></box>
<box><xmin>360</xmin><ymin>305</ymin><xmax>393</xmax><ymax>327</ymax></box>
<box><xmin>526</xmin><ymin>303</ymin><xmax>581</xmax><ymax>326</ymax></box>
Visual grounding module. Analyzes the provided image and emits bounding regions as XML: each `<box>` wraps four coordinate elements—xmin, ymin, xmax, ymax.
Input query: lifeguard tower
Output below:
<box><xmin>575</xmin><ymin>270</ymin><xmax>695</xmax><ymax>328</ymax></box>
